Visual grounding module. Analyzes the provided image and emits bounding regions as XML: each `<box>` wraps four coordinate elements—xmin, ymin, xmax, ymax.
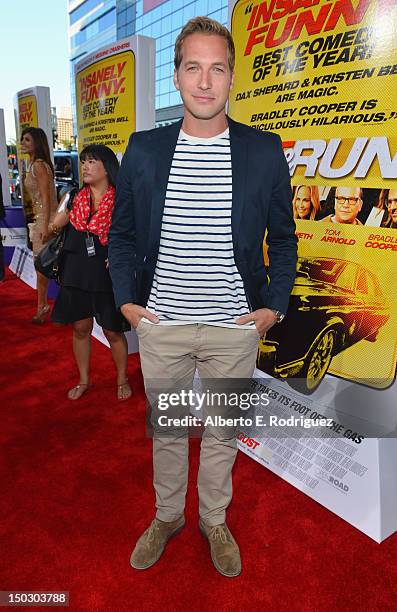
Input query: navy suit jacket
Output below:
<box><xmin>108</xmin><ymin>116</ymin><xmax>297</xmax><ymax>315</ymax></box>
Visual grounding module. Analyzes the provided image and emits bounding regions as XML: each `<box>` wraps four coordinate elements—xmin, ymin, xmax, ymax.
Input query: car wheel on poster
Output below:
<box><xmin>288</xmin><ymin>328</ymin><xmax>336</xmax><ymax>395</ymax></box>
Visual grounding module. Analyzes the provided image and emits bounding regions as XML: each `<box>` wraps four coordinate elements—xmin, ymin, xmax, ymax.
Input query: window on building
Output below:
<box><xmin>86</xmin><ymin>20</ymin><xmax>99</xmax><ymax>38</ymax></box>
<box><xmin>118</xmin><ymin>25</ymin><xmax>127</xmax><ymax>38</ymax></box>
<box><xmin>99</xmin><ymin>8</ymin><xmax>116</xmax><ymax>30</ymax></box>
<box><xmin>118</xmin><ymin>9</ymin><xmax>128</xmax><ymax>26</ymax></box>
<box><xmin>152</xmin><ymin>19</ymin><xmax>161</xmax><ymax>37</ymax></box>
<box><xmin>169</xmin><ymin>91</ymin><xmax>181</xmax><ymax>106</ymax></box>
<box><xmin>69</xmin><ymin>0</ymin><xmax>103</xmax><ymax>25</ymax></box>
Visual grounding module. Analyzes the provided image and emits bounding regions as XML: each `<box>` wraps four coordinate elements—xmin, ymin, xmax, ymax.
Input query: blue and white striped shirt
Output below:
<box><xmin>146</xmin><ymin>128</ymin><xmax>252</xmax><ymax>328</ymax></box>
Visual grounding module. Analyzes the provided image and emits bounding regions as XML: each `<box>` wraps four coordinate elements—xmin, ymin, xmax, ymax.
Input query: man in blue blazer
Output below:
<box><xmin>109</xmin><ymin>16</ymin><xmax>297</xmax><ymax>577</ymax></box>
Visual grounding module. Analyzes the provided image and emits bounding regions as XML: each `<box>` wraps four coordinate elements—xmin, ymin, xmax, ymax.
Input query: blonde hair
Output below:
<box><xmin>174</xmin><ymin>16</ymin><xmax>235</xmax><ymax>73</ymax></box>
<box><xmin>293</xmin><ymin>185</ymin><xmax>320</xmax><ymax>220</ymax></box>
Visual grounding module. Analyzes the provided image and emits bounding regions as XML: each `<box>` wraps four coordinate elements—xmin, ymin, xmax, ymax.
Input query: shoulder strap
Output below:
<box><xmin>66</xmin><ymin>187</ymin><xmax>79</xmax><ymax>212</ymax></box>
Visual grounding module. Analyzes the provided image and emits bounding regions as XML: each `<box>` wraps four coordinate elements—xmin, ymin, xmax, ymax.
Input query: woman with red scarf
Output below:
<box><xmin>50</xmin><ymin>145</ymin><xmax>131</xmax><ymax>401</ymax></box>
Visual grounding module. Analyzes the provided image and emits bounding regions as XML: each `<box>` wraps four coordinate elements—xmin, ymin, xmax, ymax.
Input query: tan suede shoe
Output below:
<box><xmin>199</xmin><ymin>520</ymin><xmax>242</xmax><ymax>577</ymax></box>
<box><xmin>130</xmin><ymin>516</ymin><xmax>185</xmax><ymax>570</ymax></box>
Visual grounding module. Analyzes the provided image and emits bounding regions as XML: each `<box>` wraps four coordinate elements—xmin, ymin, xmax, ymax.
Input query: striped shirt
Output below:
<box><xmin>146</xmin><ymin>128</ymin><xmax>252</xmax><ymax>328</ymax></box>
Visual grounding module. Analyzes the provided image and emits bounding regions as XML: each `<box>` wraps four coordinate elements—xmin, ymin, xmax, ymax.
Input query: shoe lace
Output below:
<box><xmin>146</xmin><ymin>521</ymin><xmax>160</xmax><ymax>543</ymax></box>
<box><xmin>208</xmin><ymin>525</ymin><xmax>228</xmax><ymax>544</ymax></box>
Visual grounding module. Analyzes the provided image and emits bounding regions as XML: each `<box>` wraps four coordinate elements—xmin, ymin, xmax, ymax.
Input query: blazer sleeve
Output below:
<box><xmin>265</xmin><ymin>134</ymin><xmax>298</xmax><ymax>314</ymax></box>
<box><xmin>108</xmin><ymin>134</ymin><xmax>137</xmax><ymax>308</ymax></box>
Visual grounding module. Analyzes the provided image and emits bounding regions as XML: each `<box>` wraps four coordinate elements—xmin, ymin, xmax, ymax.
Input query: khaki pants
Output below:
<box><xmin>136</xmin><ymin>322</ymin><xmax>259</xmax><ymax>527</ymax></box>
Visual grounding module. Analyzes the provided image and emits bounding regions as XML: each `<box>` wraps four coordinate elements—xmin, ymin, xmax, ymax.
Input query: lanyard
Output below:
<box><xmin>85</xmin><ymin>195</ymin><xmax>96</xmax><ymax>257</ymax></box>
<box><xmin>87</xmin><ymin>193</ymin><xmax>95</xmax><ymax>225</ymax></box>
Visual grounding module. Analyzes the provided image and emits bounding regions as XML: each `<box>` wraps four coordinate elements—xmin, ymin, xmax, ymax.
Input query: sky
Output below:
<box><xmin>0</xmin><ymin>0</ymin><xmax>71</xmax><ymax>143</ymax></box>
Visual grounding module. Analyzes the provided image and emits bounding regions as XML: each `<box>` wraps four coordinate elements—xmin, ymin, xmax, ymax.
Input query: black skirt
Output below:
<box><xmin>51</xmin><ymin>286</ymin><xmax>130</xmax><ymax>332</ymax></box>
<box><xmin>51</xmin><ymin>225</ymin><xmax>130</xmax><ymax>332</ymax></box>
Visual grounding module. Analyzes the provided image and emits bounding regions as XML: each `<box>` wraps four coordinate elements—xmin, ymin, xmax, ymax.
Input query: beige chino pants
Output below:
<box><xmin>136</xmin><ymin>321</ymin><xmax>259</xmax><ymax>527</ymax></box>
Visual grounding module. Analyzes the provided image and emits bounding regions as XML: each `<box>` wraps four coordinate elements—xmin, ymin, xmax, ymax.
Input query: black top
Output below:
<box><xmin>61</xmin><ymin>223</ymin><xmax>113</xmax><ymax>292</ymax></box>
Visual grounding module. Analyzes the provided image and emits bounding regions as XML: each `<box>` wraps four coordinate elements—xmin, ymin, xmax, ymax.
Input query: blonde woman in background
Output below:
<box><xmin>21</xmin><ymin>127</ymin><xmax>58</xmax><ymax>323</ymax></box>
<box><xmin>292</xmin><ymin>185</ymin><xmax>320</xmax><ymax>220</ymax></box>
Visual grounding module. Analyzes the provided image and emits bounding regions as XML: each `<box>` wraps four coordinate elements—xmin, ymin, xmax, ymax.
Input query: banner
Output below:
<box><xmin>18</xmin><ymin>95</ymin><xmax>38</xmax><ymax>130</ymax></box>
<box><xmin>229</xmin><ymin>0</ymin><xmax>396</xmax><ymax>188</ymax></box>
<box><xmin>9</xmin><ymin>245</ymin><xmax>36</xmax><ymax>288</ymax></box>
<box><xmin>234</xmin><ymin>375</ymin><xmax>397</xmax><ymax>542</ymax></box>
<box><xmin>76</xmin><ymin>47</ymin><xmax>135</xmax><ymax>156</ymax></box>
<box><xmin>75</xmin><ymin>36</ymin><xmax>155</xmax><ymax>160</ymax></box>
<box><xmin>0</xmin><ymin>207</ymin><xmax>27</xmax><ymax>267</ymax></box>
<box><xmin>75</xmin><ymin>36</ymin><xmax>155</xmax><ymax>356</ymax></box>
<box><xmin>229</xmin><ymin>0</ymin><xmax>397</xmax><ymax>541</ymax></box>
<box><xmin>229</xmin><ymin>0</ymin><xmax>397</xmax><ymax>393</ymax></box>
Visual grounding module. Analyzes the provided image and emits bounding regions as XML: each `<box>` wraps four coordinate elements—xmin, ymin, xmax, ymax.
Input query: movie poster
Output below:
<box><xmin>229</xmin><ymin>0</ymin><xmax>397</xmax><ymax>393</ymax></box>
<box><xmin>76</xmin><ymin>37</ymin><xmax>155</xmax><ymax>353</ymax></box>
<box><xmin>16</xmin><ymin>92</ymin><xmax>38</xmax><ymax>222</ymax></box>
<box><xmin>75</xmin><ymin>43</ymin><xmax>136</xmax><ymax>160</ymax></box>
<box><xmin>18</xmin><ymin>95</ymin><xmax>38</xmax><ymax>130</ymax></box>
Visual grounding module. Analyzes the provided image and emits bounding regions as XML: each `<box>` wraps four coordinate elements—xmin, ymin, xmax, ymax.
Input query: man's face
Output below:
<box><xmin>174</xmin><ymin>33</ymin><xmax>234</xmax><ymax>124</ymax></box>
<box><xmin>334</xmin><ymin>187</ymin><xmax>362</xmax><ymax>223</ymax></box>
<box><xmin>388</xmin><ymin>188</ymin><xmax>397</xmax><ymax>225</ymax></box>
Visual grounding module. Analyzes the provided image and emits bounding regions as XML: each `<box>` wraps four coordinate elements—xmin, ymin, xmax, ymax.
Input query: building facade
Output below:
<box><xmin>68</xmin><ymin>0</ymin><xmax>228</xmax><ymax>131</ymax></box>
<box><xmin>51</xmin><ymin>106</ymin><xmax>74</xmax><ymax>149</ymax></box>
<box><xmin>68</xmin><ymin>0</ymin><xmax>118</xmax><ymax>134</ymax></box>
<box><xmin>51</xmin><ymin>107</ymin><xmax>58</xmax><ymax>147</ymax></box>
<box><xmin>57</xmin><ymin>107</ymin><xmax>74</xmax><ymax>147</ymax></box>
<box><xmin>116</xmin><ymin>0</ymin><xmax>228</xmax><ymax>125</ymax></box>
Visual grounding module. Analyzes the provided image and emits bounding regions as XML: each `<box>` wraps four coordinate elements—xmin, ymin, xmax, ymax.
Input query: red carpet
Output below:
<box><xmin>1</xmin><ymin>268</ymin><xmax>397</xmax><ymax>611</ymax></box>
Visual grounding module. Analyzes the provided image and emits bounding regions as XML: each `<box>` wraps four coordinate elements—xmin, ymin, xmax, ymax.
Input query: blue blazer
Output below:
<box><xmin>108</xmin><ymin>116</ymin><xmax>297</xmax><ymax>314</ymax></box>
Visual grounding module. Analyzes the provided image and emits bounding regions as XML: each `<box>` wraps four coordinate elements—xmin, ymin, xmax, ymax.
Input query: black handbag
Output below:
<box><xmin>34</xmin><ymin>229</ymin><xmax>67</xmax><ymax>281</ymax></box>
<box><xmin>34</xmin><ymin>188</ymin><xmax>77</xmax><ymax>282</ymax></box>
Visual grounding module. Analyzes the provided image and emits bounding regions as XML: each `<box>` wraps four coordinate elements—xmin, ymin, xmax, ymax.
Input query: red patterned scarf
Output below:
<box><xmin>69</xmin><ymin>185</ymin><xmax>115</xmax><ymax>246</ymax></box>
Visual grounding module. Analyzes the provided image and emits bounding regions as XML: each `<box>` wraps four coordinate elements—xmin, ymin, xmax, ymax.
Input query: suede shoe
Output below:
<box><xmin>199</xmin><ymin>520</ymin><xmax>241</xmax><ymax>577</ymax></box>
<box><xmin>130</xmin><ymin>516</ymin><xmax>185</xmax><ymax>570</ymax></box>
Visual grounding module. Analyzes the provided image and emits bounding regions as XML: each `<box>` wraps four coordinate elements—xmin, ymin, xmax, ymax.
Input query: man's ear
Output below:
<box><xmin>229</xmin><ymin>71</ymin><xmax>234</xmax><ymax>91</ymax></box>
<box><xmin>173</xmin><ymin>69</ymin><xmax>180</xmax><ymax>91</ymax></box>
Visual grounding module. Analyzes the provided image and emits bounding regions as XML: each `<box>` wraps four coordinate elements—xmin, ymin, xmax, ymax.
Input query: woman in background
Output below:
<box><xmin>292</xmin><ymin>185</ymin><xmax>320</xmax><ymax>220</ymax></box>
<box><xmin>50</xmin><ymin>144</ymin><xmax>131</xmax><ymax>401</ymax></box>
<box><xmin>21</xmin><ymin>127</ymin><xmax>58</xmax><ymax>323</ymax></box>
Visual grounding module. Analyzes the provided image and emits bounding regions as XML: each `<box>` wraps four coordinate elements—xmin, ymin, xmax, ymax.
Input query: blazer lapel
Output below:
<box><xmin>228</xmin><ymin>117</ymin><xmax>248</xmax><ymax>253</ymax></box>
<box><xmin>149</xmin><ymin>119</ymin><xmax>182</xmax><ymax>254</ymax></box>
